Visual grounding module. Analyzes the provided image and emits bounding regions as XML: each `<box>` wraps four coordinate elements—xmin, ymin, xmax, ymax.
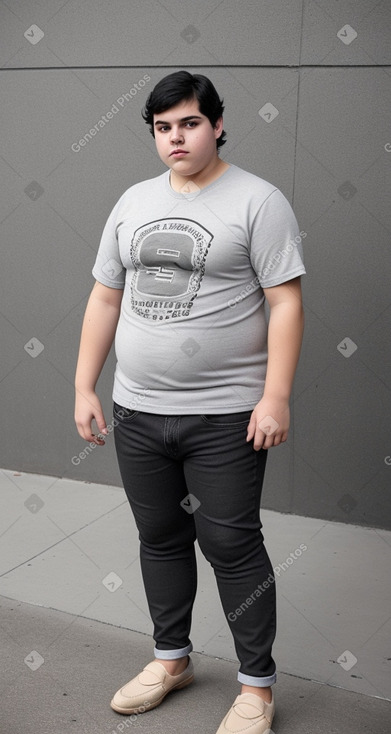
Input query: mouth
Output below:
<box><xmin>170</xmin><ymin>149</ymin><xmax>189</xmax><ymax>157</ymax></box>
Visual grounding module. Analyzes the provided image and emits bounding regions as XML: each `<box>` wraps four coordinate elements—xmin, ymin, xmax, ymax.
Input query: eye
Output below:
<box><xmin>158</xmin><ymin>125</ymin><xmax>170</xmax><ymax>132</ymax></box>
<box><xmin>185</xmin><ymin>121</ymin><xmax>197</xmax><ymax>128</ymax></box>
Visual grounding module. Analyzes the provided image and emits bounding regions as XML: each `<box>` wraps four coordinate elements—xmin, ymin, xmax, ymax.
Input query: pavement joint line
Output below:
<box><xmin>0</xmin><ymin>601</ymin><xmax>106</xmax><ymax>728</ymax></box>
<box><xmin>44</xmin><ymin>593</ymin><xmax>101</xmax><ymax>651</ymax></box>
<box><xmin>124</xmin><ymin>554</ymin><xmax>142</xmax><ymax>572</ymax></box>
<box><xmin>280</xmin><ymin>591</ymin><xmax>335</xmax><ymax>648</ymax></box>
<box><xmin>47</xmin><ymin>515</ymin><xmax>102</xmax><ymax>570</ymax></box>
<box><xmin>0</xmin><ymin>500</ymin><xmax>127</xmax><ymax>578</ymax></box>
<box><xmin>0</xmin><ymin>515</ymin><xmax>22</xmax><ymax>542</ymax></box>
<box><xmin>358</xmin><ymin>612</ymin><xmax>391</xmax><ymax>653</ymax></box>
<box><xmin>199</xmin><ymin>621</ymin><xmax>228</xmax><ymax>650</ymax></box>
<box><xmin>372</xmin><ymin>528</ymin><xmax>391</xmax><ymax>550</ymax></box>
<box><xmin>1</xmin><ymin>593</ymin><xmax>391</xmax><ymax>701</ymax></box>
<box><xmin>323</xmin><ymin>658</ymin><xmax>390</xmax><ymax>703</ymax></box>
<box><xmin>0</xmin><ymin>468</ymin><xmax>24</xmax><ymax>491</ymax></box>
<box><xmin>123</xmin><ymin>588</ymin><xmax>154</xmax><ymax>623</ymax></box>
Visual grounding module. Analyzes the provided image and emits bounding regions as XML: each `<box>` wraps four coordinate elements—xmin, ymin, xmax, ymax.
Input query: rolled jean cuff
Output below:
<box><xmin>237</xmin><ymin>671</ymin><xmax>277</xmax><ymax>687</ymax></box>
<box><xmin>154</xmin><ymin>642</ymin><xmax>193</xmax><ymax>660</ymax></box>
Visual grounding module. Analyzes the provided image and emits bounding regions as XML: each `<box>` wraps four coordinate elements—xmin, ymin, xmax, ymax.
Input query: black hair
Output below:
<box><xmin>142</xmin><ymin>70</ymin><xmax>227</xmax><ymax>149</ymax></box>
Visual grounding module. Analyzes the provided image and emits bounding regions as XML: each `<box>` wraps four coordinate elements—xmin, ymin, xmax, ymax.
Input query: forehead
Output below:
<box><xmin>153</xmin><ymin>99</ymin><xmax>204</xmax><ymax>123</ymax></box>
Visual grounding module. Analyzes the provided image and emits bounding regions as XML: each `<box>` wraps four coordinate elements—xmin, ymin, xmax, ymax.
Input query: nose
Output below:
<box><xmin>170</xmin><ymin>126</ymin><xmax>184</xmax><ymax>144</ymax></box>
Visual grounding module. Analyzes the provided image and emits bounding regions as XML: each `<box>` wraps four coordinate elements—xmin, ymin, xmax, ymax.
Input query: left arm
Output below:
<box><xmin>246</xmin><ymin>276</ymin><xmax>304</xmax><ymax>450</ymax></box>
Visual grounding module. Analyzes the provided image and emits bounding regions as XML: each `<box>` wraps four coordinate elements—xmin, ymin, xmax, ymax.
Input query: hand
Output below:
<box><xmin>74</xmin><ymin>389</ymin><xmax>108</xmax><ymax>445</ymax></box>
<box><xmin>246</xmin><ymin>397</ymin><xmax>290</xmax><ymax>451</ymax></box>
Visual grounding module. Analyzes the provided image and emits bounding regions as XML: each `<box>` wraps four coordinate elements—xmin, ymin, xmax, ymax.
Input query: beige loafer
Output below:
<box><xmin>110</xmin><ymin>658</ymin><xmax>194</xmax><ymax>715</ymax></box>
<box><xmin>216</xmin><ymin>692</ymin><xmax>275</xmax><ymax>733</ymax></box>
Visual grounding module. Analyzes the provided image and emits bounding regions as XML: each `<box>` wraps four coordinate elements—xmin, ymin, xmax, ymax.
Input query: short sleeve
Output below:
<box><xmin>92</xmin><ymin>196</ymin><xmax>126</xmax><ymax>289</ymax></box>
<box><xmin>250</xmin><ymin>188</ymin><xmax>306</xmax><ymax>288</ymax></box>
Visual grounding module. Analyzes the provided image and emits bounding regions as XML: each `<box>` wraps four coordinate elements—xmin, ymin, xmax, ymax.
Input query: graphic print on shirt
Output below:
<box><xmin>130</xmin><ymin>218</ymin><xmax>213</xmax><ymax>320</ymax></box>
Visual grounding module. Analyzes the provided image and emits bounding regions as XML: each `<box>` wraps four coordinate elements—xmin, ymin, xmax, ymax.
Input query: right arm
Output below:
<box><xmin>74</xmin><ymin>281</ymin><xmax>123</xmax><ymax>444</ymax></box>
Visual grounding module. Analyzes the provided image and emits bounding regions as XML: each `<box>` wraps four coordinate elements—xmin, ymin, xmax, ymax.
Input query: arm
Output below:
<box><xmin>246</xmin><ymin>276</ymin><xmax>304</xmax><ymax>451</ymax></box>
<box><xmin>74</xmin><ymin>281</ymin><xmax>123</xmax><ymax>444</ymax></box>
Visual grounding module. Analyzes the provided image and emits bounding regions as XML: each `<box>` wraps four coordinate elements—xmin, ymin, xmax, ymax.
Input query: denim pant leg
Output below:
<box><xmin>181</xmin><ymin>413</ymin><xmax>277</xmax><ymax>687</ymax></box>
<box><xmin>113</xmin><ymin>404</ymin><xmax>196</xmax><ymax>659</ymax></box>
<box><xmin>113</xmin><ymin>405</ymin><xmax>277</xmax><ymax>685</ymax></box>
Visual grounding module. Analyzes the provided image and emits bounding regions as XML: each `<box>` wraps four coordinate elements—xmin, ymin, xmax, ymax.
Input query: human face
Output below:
<box><xmin>153</xmin><ymin>99</ymin><xmax>223</xmax><ymax>186</ymax></box>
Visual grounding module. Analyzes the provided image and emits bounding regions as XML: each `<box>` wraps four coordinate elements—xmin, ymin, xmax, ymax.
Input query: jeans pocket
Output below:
<box><xmin>113</xmin><ymin>401</ymin><xmax>140</xmax><ymax>423</ymax></box>
<box><xmin>201</xmin><ymin>411</ymin><xmax>252</xmax><ymax>428</ymax></box>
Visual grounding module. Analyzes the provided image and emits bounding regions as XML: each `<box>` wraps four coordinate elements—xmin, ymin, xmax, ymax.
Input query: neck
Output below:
<box><xmin>170</xmin><ymin>157</ymin><xmax>229</xmax><ymax>192</ymax></box>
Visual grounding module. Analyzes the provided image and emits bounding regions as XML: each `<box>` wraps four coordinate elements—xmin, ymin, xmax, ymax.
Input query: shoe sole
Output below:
<box><xmin>110</xmin><ymin>674</ymin><xmax>194</xmax><ymax>715</ymax></box>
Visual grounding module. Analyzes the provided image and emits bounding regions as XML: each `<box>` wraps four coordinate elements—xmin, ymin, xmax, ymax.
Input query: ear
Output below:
<box><xmin>214</xmin><ymin>116</ymin><xmax>224</xmax><ymax>138</ymax></box>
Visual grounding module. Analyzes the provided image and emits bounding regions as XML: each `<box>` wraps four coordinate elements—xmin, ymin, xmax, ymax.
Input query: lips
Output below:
<box><xmin>170</xmin><ymin>149</ymin><xmax>188</xmax><ymax>157</ymax></box>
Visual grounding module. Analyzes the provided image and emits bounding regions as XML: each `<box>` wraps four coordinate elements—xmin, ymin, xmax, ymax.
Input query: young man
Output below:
<box><xmin>74</xmin><ymin>70</ymin><xmax>305</xmax><ymax>734</ymax></box>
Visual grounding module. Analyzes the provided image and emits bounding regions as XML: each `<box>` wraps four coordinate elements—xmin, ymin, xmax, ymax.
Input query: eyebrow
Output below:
<box><xmin>154</xmin><ymin>115</ymin><xmax>202</xmax><ymax>126</ymax></box>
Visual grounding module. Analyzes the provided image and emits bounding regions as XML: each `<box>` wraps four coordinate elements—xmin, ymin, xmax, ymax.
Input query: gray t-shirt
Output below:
<box><xmin>92</xmin><ymin>164</ymin><xmax>306</xmax><ymax>414</ymax></box>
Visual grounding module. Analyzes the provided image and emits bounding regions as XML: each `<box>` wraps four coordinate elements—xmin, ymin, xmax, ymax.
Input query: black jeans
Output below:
<box><xmin>113</xmin><ymin>403</ymin><xmax>277</xmax><ymax>687</ymax></box>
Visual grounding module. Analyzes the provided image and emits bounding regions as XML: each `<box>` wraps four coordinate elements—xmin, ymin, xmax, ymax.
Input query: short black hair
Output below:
<box><xmin>142</xmin><ymin>70</ymin><xmax>227</xmax><ymax>149</ymax></box>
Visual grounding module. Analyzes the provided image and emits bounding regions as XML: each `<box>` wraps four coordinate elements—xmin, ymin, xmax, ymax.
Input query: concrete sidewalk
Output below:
<box><xmin>0</xmin><ymin>467</ymin><xmax>390</xmax><ymax>732</ymax></box>
<box><xmin>1</xmin><ymin>595</ymin><xmax>390</xmax><ymax>734</ymax></box>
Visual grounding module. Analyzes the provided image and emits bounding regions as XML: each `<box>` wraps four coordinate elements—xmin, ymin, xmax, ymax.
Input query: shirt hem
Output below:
<box><xmin>112</xmin><ymin>393</ymin><xmax>260</xmax><ymax>415</ymax></box>
<box><xmin>92</xmin><ymin>269</ymin><xmax>125</xmax><ymax>289</ymax></box>
<box><xmin>260</xmin><ymin>265</ymin><xmax>306</xmax><ymax>289</ymax></box>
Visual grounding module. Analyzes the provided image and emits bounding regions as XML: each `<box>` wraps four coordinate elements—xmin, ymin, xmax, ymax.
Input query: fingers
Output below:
<box><xmin>247</xmin><ymin>412</ymin><xmax>288</xmax><ymax>451</ymax></box>
<box><xmin>95</xmin><ymin>414</ymin><xmax>108</xmax><ymax>441</ymax></box>
<box><xmin>75</xmin><ymin>411</ymin><xmax>108</xmax><ymax>445</ymax></box>
<box><xmin>246</xmin><ymin>414</ymin><xmax>257</xmax><ymax>443</ymax></box>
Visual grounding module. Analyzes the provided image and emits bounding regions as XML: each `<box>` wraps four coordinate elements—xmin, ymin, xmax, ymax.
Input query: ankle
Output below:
<box><xmin>241</xmin><ymin>684</ymin><xmax>272</xmax><ymax>704</ymax></box>
<box><xmin>155</xmin><ymin>655</ymin><xmax>189</xmax><ymax>676</ymax></box>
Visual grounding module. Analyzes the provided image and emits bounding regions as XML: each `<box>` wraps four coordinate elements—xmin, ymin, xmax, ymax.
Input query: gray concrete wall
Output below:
<box><xmin>1</xmin><ymin>1</ymin><xmax>390</xmax><ymax>529</ymax></box>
